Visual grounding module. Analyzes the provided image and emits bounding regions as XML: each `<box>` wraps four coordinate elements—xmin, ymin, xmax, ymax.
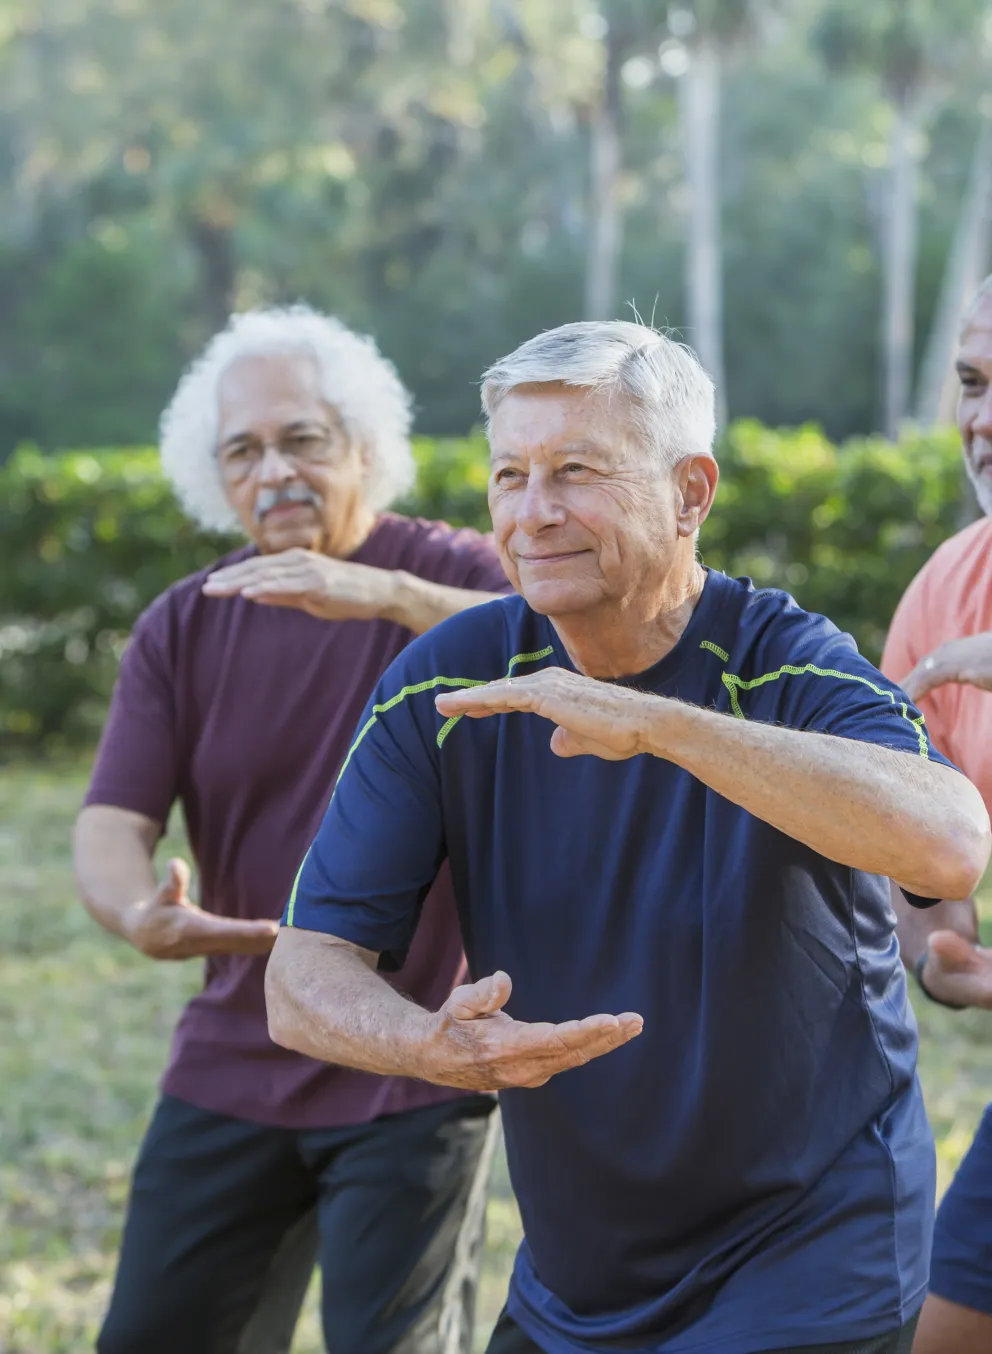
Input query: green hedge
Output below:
<box><xmin>0</xmin><ymin>423</ymin><xmax>967</xmax><ymax>753</ymax></box>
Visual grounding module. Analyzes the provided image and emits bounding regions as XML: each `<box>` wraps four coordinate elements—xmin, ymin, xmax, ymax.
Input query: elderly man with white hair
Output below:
<box><xmin>74</xmin><ymin>306</ymin><xmax>508</xmax><ymax>1354</ymax></box>
<box><xmin>880</xmin><ymin>273</ymin><xmax>992</xmax><ymax>1354</ymax></box>
<box><xmin>266</xmin><ymin>319</ymin><xmax>991</xmax><ymax>1354</ymax></box>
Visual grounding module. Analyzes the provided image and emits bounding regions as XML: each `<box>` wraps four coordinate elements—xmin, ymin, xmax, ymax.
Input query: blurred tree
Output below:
<box><xmin>582</xmin><ymin>2</ymin><xmax>668</xmax><ymax>320</ymax></box>
<box><xmin>0</xmin><ymin>0</ymin><xmax>986</xmax><ymax>453</ymax></box>
<box><xmin>916</xmin><ymin>110</ymin><xmax>992</xmax><ymax>428</ymax></box>
<box><xmin>814</xmin><ymin>0</ymin><xmax>990</xmax><ymax>438</ymax></box>
<box><xmin>584</xmin><ymin>7</ymin><xmax>626</xmax><ymax>319</ymax></box>
<box><xmin>660</xmin><ymin>0</ymin><xmax>777</xmax><ymax>424</ymax></box>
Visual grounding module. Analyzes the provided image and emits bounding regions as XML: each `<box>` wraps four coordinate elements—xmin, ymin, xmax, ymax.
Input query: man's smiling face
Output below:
<box><xmin>957</xmin><ymin>288</ymin><xmax>992</xmax><ymax>516</ymax></box>
<box><xmin>486</xmin><ymin>382</ymin><xmax>686</xmax><ymax>619</ymax></box>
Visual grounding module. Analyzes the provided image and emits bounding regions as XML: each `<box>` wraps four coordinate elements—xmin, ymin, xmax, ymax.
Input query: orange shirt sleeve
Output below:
<box><xmin>880</xmin><ymin>559</ymin><xmax>957</xmax><ymax>763</ymax></box>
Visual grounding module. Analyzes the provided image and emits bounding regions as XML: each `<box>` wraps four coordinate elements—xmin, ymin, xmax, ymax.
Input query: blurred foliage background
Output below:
<box><xmin>1</xmin><ymin>0</ymin><xmax>991</xmax><ymax>453</ymax></box>
<box><xmin>3</xmin><ymin>0</ymin><xmax>992</xmax><ymax>1349</ymax></box>
<box><xmin>0</xmin><ymin>424</ymin><xmax>967</xmax><ymax>752</ymax></box>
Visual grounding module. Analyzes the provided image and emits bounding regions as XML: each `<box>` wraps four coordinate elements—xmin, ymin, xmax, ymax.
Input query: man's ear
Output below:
<box><xmin>356</xmin><ymin>437</ymin><xmax>374</xmax><ymax>475</ymax></box>
<box><xmin>675</xmin><ymin>456</ymin><xmax>719</xmax><ymax>539</ymax></box>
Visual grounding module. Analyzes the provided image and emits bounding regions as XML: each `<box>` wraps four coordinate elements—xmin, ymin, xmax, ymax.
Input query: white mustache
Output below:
<box><xmin>254</xmin><ymin>484</ymin><xmax>321</xmax><ymax>522</ymax></box>
<box><xmin>970</xmin><ymin>439</ymin><xmax>992</xmax><ymax>473</ymax></box>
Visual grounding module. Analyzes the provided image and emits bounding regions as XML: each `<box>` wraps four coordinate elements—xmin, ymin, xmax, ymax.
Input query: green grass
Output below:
<box><xmin>0</xmin><ymin>764</ymin><xmax>988</xmax><ymax>1350</ymax></box>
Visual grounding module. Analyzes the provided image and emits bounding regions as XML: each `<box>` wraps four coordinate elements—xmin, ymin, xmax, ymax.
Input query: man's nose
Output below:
<box><xmin>516</xmin><ymin>472</ymin><xmax>567</xmax><ymax>534</ymax></box>
<box><xmin>972</xmin><ymin>386</ymin><xmax>992</xmax><ymax>442</ymax></box>
<box><xmin>257</xmin><ymin>442</ymin><xmax>297</xmax><ymax>485</ymax></box>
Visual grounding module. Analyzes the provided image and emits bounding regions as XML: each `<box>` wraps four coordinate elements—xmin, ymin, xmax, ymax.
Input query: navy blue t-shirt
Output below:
<box><xmin>286</xmin><ymin>570</ymin><xmax>945</xmax><ymax>1353</ymax></box>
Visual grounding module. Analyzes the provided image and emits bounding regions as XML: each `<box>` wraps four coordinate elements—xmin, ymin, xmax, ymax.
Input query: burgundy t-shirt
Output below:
<box><xmin>85</xmin><ymin>513</ymin><xmax>508</xmax><ymax>1128</ymax></box>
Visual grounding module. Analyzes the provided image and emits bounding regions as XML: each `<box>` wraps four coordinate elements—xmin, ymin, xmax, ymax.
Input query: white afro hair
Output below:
<box><xmin>160</xmin><ymin>305</ymin><xmax>416</xmax><ymax>531</ymax></box>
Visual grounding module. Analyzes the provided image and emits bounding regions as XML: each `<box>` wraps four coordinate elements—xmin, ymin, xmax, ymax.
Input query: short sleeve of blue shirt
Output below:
<box><xmin>728</xmin><ymin>593</ymin><xmax>953</xmax><ymax>767</ymax></box>
<box><xmin>284</xmin><ymin>614</ymin><xmax>488</xmax><ymax>966</ymax></box>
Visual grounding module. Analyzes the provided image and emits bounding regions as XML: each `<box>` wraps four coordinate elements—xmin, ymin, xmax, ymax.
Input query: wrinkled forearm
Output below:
<box><xmin>265</xmin><ymin>928</ymin><xmax>437</xmax><ymax>1076</ymax></box>
<box><xmin>642</xmin><ymin>703</ymin><xmax>990</xmax><ymax>899</ymax></box>
<box><xmin>73</xmin><ymin>804</ymin><xmax>161</xmax><ymax>943</ymax></box>
<box><xmin>384</xmin><ymin>571</ymin><xmax>505</xmax><ymax>636</ymax></box>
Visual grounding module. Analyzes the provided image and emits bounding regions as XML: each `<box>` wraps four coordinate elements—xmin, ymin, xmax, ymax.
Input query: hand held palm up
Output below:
<box><xmin>429</xmin><ymin>971</ymin><xmax>643</xmax><ymax>1090</ymax></box>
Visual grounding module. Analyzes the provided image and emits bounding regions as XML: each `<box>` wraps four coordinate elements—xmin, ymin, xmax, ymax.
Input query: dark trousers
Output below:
<box><xmin>485</xmin><ymin>1310</ymin><xmax>920</xmax><ymax>1354</ymax></box>
<box><xmin>98</xmin><ymin>1092</ymin><xmax>496</xmax><ymax>1354</ymax></box>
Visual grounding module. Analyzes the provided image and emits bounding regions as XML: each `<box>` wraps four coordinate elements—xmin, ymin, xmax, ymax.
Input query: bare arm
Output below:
<box><xmin>384</xmin><ymin>570</ymin><xmax>505</xmax><ymax>635</ymax></box>
<box><xmin>901</xmin><ymin>632</ymin><xmax>992</xmax><ymax>703</ymax></box>
<box><xmin>74</xmin><ymin>804</ymin><xmax>162</xmax><ymax>941</ymax></box>
<box><xmin>265</xmin><ymin>927</ymin><xmax>642</xmax><ymax>1089</ymax></box>
<box><xmin>435</xmin><ymin>670</ymin><xmax>991</xmax><ymax>901</ymax></box>
<box><xmin>648</xmin><ymin>703</ymin><xmax>988</xmax><ymax>900</ymax></box>
<box><xmin>883</xmin><ymin>635</ymin><xmax>992</xmax><ymax>1007</ymax></box>
<box><xmin>74</xmin><ymin>804</ymin><xmax>279</xmax><ymax>959</ymax></box>
<box><xmin>201</xmin><ymin>549</ymin><xmax>505</xmax><ymax>636</ymax></box>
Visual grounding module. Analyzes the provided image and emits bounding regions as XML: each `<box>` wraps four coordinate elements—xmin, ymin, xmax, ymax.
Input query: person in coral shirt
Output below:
<box><xmin>882</xmin><ymin>274</ymin><xmax>992</xmax><ymax>1354</ymax></box>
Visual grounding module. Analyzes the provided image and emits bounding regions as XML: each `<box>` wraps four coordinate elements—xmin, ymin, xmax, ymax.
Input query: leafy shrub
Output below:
<box><xmin>0</xmin><ymin>424</ymin><xmax>967</xmax><ymax>753</ymax></box>
<box><xmin>704</xmin><ymin>421</ymin><xmax>965</xmax><ymax>660</ymax></box>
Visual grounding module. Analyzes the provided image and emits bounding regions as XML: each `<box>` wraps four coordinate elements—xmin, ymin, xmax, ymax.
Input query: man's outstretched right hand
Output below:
<box><xmin>126</xmin><ymin>858</ymin><xmax>279</xmax><ymax>960</ymax></box>
<box><xmin>416</xmin><ymin>970</ymin><xmax>643</xmax><ymax>1090</ymax></box>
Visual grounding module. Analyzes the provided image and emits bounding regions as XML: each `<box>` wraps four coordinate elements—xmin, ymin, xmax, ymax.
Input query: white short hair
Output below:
<box><xmin>481</xmin><ymin>320</ymin><xmax>716</xmax><ymax>466</ymax></box>
<box><xmin>960</xmin><ymin>274</ymin><xmax>992</xmax><ymax>339</ymax></box>
<box><xmin>160</xmin><ymin>305</ymin><xmax>415</xmax><ymax>531</ymax></box>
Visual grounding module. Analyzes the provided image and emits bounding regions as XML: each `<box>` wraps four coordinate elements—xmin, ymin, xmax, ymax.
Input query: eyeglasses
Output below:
<box><xmin>217</xmin><ymin>425</ymin><xmax>350</xmax><ymax>484</ymax></box>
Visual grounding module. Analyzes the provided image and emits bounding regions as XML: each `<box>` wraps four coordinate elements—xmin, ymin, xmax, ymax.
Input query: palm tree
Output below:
<box><xmin>667</xmin><ymin>1</ymin><xmax>770</xmax><ymax>425</ymax></box>
<box><xmin>679</xmin><ymin>22</ymin><xmax>725</xmax><ymax>408</ymax></box>
<box><xmin>582</xmin><ymin>2</ymin><xmax>674</xmax><ymax>321</ymax></box>
<box><xmin>585</xmin><ymin>16</ymin><xmax>627</xmax><ymax>319</ymax></box>
<box><xmin>815</xmin><ymin>0</ymin><xmax>988</xmax><ymax>439</ymax></box>
<box><xmin>916</xmin><ymin>114</ymin><xmax>992</xmax><ymax>427</ymax></box>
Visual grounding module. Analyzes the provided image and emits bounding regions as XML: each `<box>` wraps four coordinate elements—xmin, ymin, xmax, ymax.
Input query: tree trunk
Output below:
<box><xmin>916</xmin><ymin>117</ymin><xmax>992</xmax><ymax>428</ymax></box>
<box><xmin>680</xmin><ymin>37</ymin><xmax>726</xmax><ymax>426</ymax></box>
<box><xmin>881</xmin><ymin>97</ymin><xmax>921</xmax><ymax>440</ymax></box>
<box><xmin>186</xmin><ymin>216</ymin><xmax>237</xmax><ymax>334</ymax></box>
<box><xmin>584</xmin><ymin>30</ymin><xmax>623</xmax><ymax>321</ymax></box>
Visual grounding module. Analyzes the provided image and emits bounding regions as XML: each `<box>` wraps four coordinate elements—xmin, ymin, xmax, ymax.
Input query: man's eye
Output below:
<box><xmin>563</xmin><ymin>462</ymin><xmax>587</xmax><ymax>474</ymax></box>
<box><xmin>495</xmin><ymin>468</ymin><xmax>523</xmax><ymax>484</ymax></box>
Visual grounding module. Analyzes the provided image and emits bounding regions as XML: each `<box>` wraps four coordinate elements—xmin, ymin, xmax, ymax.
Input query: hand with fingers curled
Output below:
<box><xmin>435</xmin><ymin>666</ymin><xmax>653</xmax><ymax>762</ymax></box>
<box><xmin>901</xmin><ymin>632</ymin><xmax>992</xmax><ymax>703</ymax></box>
<box><xmin>918</xmin><ymin>930</ymin><xmax>992</xmax><ymax>1011</ymax></box>
<box><xmin>125</xmin><ymin>858</ymin><xmax>279</xmax><ymax>961</ymax></box>
<box><xmin>415</xmin><ymin>970</ymin><xmax>643</xmax><ymax>1091</ymax></box>
<box><xmin>202</xmin><ymin>548</ymin><xmax>397</xmax><ymax>623</ymax></box>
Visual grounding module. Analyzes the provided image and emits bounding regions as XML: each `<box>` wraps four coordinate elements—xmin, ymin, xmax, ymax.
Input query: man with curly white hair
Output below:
<box><xmin>73</xmin><ymin>306</ymin><xmax>509</xmax><ymax>1354</ymax></box>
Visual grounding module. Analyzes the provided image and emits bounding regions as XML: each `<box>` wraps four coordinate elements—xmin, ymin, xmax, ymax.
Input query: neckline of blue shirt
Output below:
<box><xmin>540</xmin><ymin>565</ymin><xmax>733</xmax><ymax>690</ymax></box>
